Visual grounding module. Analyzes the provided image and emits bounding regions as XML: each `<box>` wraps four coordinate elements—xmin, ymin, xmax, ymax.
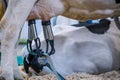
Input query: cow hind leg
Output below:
<box><xmin>1</xmin><ymin>26</ymin><xmax>18</xmax><ymax>80</ymax></box>
<box><xmin>0</xmin><ymin>23</ymin><xmax>24</xmax><ymax>80</ymax></box>
<box><xmin>13</xmin><ymin>45</ymin><xmax>23</xmax><ymax>80</ymax></box>
<box><xmin>0</xmin><ymin>0</ymin><xmax>37</xmax><ymax>80</ymax></box>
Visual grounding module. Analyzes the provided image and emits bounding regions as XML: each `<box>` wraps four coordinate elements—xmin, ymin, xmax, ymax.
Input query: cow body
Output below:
<box><xmin>0</xmin><ymin>0</ymin><xmax>120</xmax><ymax>80</ymax></box>
<box><xmin>29</xmin><ymin>0</ymin><xmax>120</xmax><ymax>20</ymax></box>
<box><xmin>24</xmin><ymin>21</ymin><xmax>119</xmax><ymax>75</ymax></box>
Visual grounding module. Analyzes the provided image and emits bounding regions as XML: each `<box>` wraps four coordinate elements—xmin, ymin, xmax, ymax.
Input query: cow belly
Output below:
<box><xmin>28</xmin><ymin>0</ymin><xmax>120</xmax><ymax>20</ymax></box>
<box><xmin>62</xmin><ymin>0</ymin><xmax>120</xmax><ymax>20</ymax></box>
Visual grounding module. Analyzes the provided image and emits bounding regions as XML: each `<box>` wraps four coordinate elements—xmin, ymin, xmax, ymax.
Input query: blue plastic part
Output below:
<box><xmin>17</xmin><ymin>56</ymin><xmax>23</xmax><ymax>66</ymax></box>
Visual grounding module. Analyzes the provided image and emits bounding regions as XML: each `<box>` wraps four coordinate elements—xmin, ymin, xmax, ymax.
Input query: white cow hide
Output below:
<box><xmin>23</xmin><ymin>20</ymin><xmax>120</xmax><ymax>75</ymax></box>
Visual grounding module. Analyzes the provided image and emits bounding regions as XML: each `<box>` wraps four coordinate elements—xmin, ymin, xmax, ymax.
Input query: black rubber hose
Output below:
<box><xmin>114</xmin><ymin>17</ymin><xmax>120</xmax><ymax>30</ymax></box>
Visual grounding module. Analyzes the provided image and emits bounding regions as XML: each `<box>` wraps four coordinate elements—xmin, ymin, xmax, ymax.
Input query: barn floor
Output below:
<box><xmin>27</xmin><ymin>70</ymin><xmax>120</xmax><ymax>80</ymax></box>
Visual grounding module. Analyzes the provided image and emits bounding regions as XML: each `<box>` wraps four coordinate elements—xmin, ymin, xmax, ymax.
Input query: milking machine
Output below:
<box><xmin>23</xmin><ymin>19</ymin><xmax>65</xmax><ymax>80</ymax></box>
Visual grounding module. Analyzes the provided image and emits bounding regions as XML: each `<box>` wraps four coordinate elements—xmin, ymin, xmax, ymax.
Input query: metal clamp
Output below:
<box><xmin>42</xmin><ymin>20</ymin><xmax>55</xmax><ymax>55</ymax></box>
<box><xmin>27</xmin><ymin>20</ymin><xmax>41</xmax><ymax>53</ymax></box>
